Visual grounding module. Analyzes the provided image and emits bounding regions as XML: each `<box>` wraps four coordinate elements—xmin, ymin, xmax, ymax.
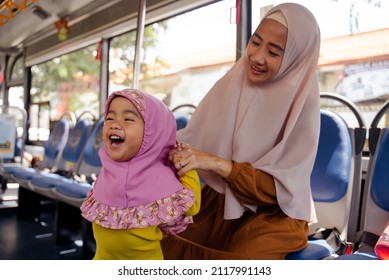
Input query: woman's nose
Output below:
<box><xmin>251</xmin><ymin>48</ymin><xmax>266</xmax><ymax>64</ymax></box>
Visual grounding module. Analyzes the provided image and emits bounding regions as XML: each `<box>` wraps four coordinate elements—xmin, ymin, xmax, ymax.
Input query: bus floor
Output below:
<box><xmin>0</xmin><ymin>184</ymin><xmax>85</xmax><ymax>260</ymax></box>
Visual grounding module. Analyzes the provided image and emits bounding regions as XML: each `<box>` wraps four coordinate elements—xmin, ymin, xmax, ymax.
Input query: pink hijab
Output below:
<box><xmin>93</xmin><ymin>89</ymin><xmax>183</xmax><ymax>207</ymax></box>
<box><xmin>178</xmin><ymin>3</ymin><xmax>321</xmax><ymax>222</ymax></box>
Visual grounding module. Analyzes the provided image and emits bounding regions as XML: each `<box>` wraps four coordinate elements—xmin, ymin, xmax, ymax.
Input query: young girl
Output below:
<box><xmin>80</xmin><ymin>88</ymin><xmax>200</xmax><ymax>260</ymax></box>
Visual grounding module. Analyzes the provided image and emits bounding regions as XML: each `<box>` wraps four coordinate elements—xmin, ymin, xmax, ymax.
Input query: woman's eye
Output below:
<box><xmin>251</xmin><ymin>40</ymin><xmax>260</xmax><ymax>46</ymax></box>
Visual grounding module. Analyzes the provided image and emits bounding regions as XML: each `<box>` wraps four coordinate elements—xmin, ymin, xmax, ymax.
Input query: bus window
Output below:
<box><xmin>8</xmin><ymin>86</ymin><xmax>24</xmax><ymax>109</ymax></box>
<box><xmin>252</xmin><ymin>0</ymin><xmax>389</xmax><ymax>150</ymax></box>
<box><xmin>138</xmin><ymin>0</ymin><xmax>236</xmax><ymax>108</ymax></box>
<box><xmin>31</xmin><ymin>45</ymin><xmax>100</xmax><ymax>122</ymax></box>
<box><xmin>28</xmin><ymin>102</ymin><xmax>50</xmax><ymax>142</ymax></box>
<box><xmin>11</xmin><ymin>56</ymin><xmax>24</xmax><ymax>81</ymax></box>
<box><xmin>109</xmin><ymin>30</ymin><xmax>137</xmax><ymax>92</ymax></box>
<box><xmin>8</xmin><ymin>56</ymin><xmax>25</xmax><ymax>110</ymax></box>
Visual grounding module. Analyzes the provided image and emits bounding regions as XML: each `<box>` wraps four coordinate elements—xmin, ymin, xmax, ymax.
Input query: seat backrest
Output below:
<box><xmin>358</xmin><ymin>102</ymin><xmax>389</xmax><ymax>245</ymax></box>
<box><xmin>172</xmin><ymin>104</ymin><xmax>196</xmax><ymax>131</ymax></box>
<box><xmin>54</xmin><ymin>117</ymin><xmax>94</xmax><ymax>172</ymax></box>
<box><xmin>75</xmin><ymin>116</ymin><xmax>104</xmax><ymax>177</ymax></box>
<box><xmin>175</xmin><ymin>114</ymin><xmax>191</xmax><ymax>130</ymax></box>
<box><xmin>363</xmin><ymin>128</ymin><xmax>389</xmax><ymax>236</ymax></box>
<box><xmin>310</xmin><ymin>109</ymin><xmax>353</xmax><ymax>240</ymax></box>
<box><xmin>310</xmin><ymin>93</ymin><xmax>366</xmax><ymax>244</ymax></box>
<box><xmin>40</xmin><ymin>112</ymin><xmax>75</xmax><ymax>170</ymax></box>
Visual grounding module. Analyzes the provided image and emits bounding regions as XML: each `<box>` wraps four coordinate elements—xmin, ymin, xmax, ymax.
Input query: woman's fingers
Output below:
<box><xmin>171</xmin><ymin>142</ymin><xmax>201</xmax><ymax>175</ymax></box>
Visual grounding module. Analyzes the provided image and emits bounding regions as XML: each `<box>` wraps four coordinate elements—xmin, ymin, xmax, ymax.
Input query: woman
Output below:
<box><xmin>162</xmin><ymin>3</ymin><xmax>321</xmax><ymax>259</ymax></box>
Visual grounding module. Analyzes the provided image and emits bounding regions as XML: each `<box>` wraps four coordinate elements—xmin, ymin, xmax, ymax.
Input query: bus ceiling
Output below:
<box><xmin>0</xmin><ymin>0</ymin><xmax>216</xmax><ymax>63</ymax></box>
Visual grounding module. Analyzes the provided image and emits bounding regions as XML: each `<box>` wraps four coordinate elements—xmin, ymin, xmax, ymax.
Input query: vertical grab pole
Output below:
<box><xmin>133</xmin><ymin>0</ymin><xmax>146</xmax><ymax>89</ymax></box>
<box><xmin>235</xmin><ymin>0</ymin><xmax>251</xmax><ymax>60</ymax></box>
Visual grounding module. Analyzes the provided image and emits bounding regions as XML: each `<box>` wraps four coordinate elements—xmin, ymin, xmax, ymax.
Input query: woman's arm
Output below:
<box><xmin>224</xmin><ymin>161</ymin><xmax>277</xmax><ymax>206</ymax></box>
<box><xmin>170</xmin><ymin>143</ymin><xmax>277</xmax><ymax>206</ymax></box>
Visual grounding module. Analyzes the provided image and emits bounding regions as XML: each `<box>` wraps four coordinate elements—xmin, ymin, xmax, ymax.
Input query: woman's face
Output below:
<box><xmin>246</xmin><ymin>18</ymin><xmax>287</xmax><ymax>86</ymax></box>
<box><xmin>103</xmin><ymin>96</ymin><xmax>145</xmax><ymax>162</ymax></box>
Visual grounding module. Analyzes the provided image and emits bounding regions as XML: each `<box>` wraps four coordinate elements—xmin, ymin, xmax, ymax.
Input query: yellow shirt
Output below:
<box><xmin>92</xmin><ymin>169</ymin><xmax>201</xmax><ymax>260</ymax></box>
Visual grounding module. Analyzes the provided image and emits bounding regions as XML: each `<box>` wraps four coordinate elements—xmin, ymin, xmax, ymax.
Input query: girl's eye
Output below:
<box><xmin>123</xmin><ymin>114</ymin><xmax>135</xmax><ymax>121</ymax></box>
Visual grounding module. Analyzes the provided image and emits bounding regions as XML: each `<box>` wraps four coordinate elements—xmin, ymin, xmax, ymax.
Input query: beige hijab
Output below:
<box><xmin>178</xmin><ymin>3</ymin><xmax>321</xmax><ymax>222</ymax></box>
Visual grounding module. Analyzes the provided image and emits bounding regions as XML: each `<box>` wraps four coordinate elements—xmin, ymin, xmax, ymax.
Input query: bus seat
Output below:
<box><xmin>172</xmin><ymin>104</ymin><xmax>196</xmax><ymax>131</ymax></box>
<box><xmin>309</xmin><ymin>110</ymin><xmax>353</xmax><ymax>240</ymax></box>
<box><xmin>175</xmin><ymin>114</ymin><xmax>191</xmax><ymax>130</ymax></box>
<box><xmin>27</xmin><ymin>116</ymin><xmax>95</xmax><ymax>198</ymax></box>
<box><xmin>286</xmin><ymin>239</ymin><xmax>333</xmax><ymax>260</ymax></box>
<box><xmin>51</xmin><ymin>116</ymin><xmax>104</xmax><ymax>207</ymax></box>
<box><xmin>287</xmin><ymin>93</ymin><xmax>366</xmax><ymax>260</ymax></box>
<box><xmin>336</xmin><ymin>101</ymin><xmax>389</xmax><ymax>260</ymax></box>
<box><xmin>38</xmin><ymin>111</ymin><xmax>78</xmax><ymax>171</ymax></box>
<box><xmin>287</xmin><ymin>109</ymin><xmax>353</xmax><ymax>260</ymax></box>
<box><xmin>49</xmin><ymin>116</ymin><xmax>103</xmax><ymax>255</ymax></box>
<box><xmin>7</xmin><ymin>112</ymin><xmax>75</xmax><ymax>189</ymax></box>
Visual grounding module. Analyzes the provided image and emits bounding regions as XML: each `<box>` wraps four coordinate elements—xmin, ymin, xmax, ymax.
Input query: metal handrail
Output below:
<box><xmin>320</xmin><ymin>92</ymin><xmax>367</xmax><ymax>155</ymax></box>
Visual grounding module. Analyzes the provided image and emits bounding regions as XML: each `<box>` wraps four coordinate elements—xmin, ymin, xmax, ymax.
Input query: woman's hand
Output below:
<box><xmin>169</xmin><ymin>142</ymin><xmax>233</xmax><ymax>178</ymax></box>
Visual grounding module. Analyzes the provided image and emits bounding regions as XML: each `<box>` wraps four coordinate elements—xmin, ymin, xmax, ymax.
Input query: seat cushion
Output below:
<box><xmin>55</xmin><ymin>178</ymin><xmax>92</xmax><ymax>198</ymax></box>
<box><xmin>286</xmin><ymin>239</ymin><xmax>333</xmax><ymax>260</ymax></box>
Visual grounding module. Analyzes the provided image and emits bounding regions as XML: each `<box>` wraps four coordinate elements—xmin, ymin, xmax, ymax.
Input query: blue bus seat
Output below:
<box><xmin>50</xmin><ymin>116</ymin><xmax>104</xmax><ymax>207</ymax></box>
<box><xmin>7</xmin><ymin>112</ymin><xmax>75</xmax><ymax>189</ymax></box>
<box><xmin>49</xmin><ymin>116</ymin><xmax>103</xmax><ymax>254</ymax></box>
<box><xmin>287</xmin><ymin>109</ymin><xmax>353</xmax><ymax>259</ymax></box>
<box><xmin>286</xmin><ymin>239</ymin><xmax>333</xmax><ymax>260</ymax></box>
<box><xmin>27</xmin><ymin>117</ymin><xmax>94</xmax><ymax>198</ymax></box>
<box><xmin>336</xmin><ymin>101</ymin><xmax>389</xmax><ymax>260</ymax></box>
<box><xmin>175</xmin><ymin>114</ymin><xmax>191</xmax><ymax>130</ymax></box>
<box><xmin>309</xmin><ymin>110</ymin><xmax>353</xmax><ymax>240</ymax></box>
<box><xmin>172</xmin><ymin>104</ymin><xmax>196</xmax><ymax>131</ymax></box>
<box><xmin>287</xmin><ymin>93</ymin><xmax>366</xmax><ymax>260</ymax></box>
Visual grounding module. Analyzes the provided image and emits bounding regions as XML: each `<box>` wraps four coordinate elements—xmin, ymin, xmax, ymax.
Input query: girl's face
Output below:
<box><xmin>246</xmin><ymin>18</ymin><xmax>287</xmax><ymax>86</ymax></box>
<box><xmin>103</xmin><ymin>96</ymin><xmax>144</xmax><ymax>162</ymax></box>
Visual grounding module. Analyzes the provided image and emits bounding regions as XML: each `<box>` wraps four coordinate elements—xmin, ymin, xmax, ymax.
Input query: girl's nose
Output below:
<box><xmin>109</xmin><ymin>121</ymin><xmax>121</xmax><ymax>129</ymax></box>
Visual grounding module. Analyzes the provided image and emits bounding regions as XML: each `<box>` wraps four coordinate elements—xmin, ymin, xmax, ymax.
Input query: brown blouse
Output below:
<box><xmin>161</xmin><ymin>161</ymin><xmax>308</xmax><ymax>260</ymax></box>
